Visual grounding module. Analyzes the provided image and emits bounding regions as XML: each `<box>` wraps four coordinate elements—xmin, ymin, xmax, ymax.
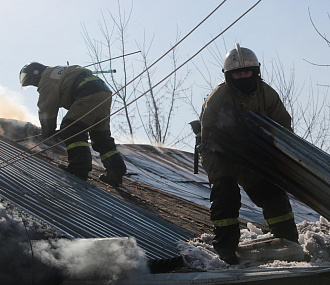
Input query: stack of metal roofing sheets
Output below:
<box><xmin>0</xmin><ymin>136</ymin><xmax>193</xmax><ymax>264</ymax></box>
<box><xmin>211</xmin><ymin>111</ymin><xmax>330</xmax><ymax>220</ymax></box>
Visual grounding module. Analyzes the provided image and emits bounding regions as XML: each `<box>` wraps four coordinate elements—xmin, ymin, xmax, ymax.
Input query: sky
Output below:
<box><xmin>0</xmin><ymin>0</ymin><xmax>329</xmax><ymax>151</ymax></box>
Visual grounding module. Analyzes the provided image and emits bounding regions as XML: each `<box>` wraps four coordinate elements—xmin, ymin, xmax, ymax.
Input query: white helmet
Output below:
<box><xmin>222</xmin><ymin>43</ymin><xmax>260</xmax><ymax>73</ymax></box>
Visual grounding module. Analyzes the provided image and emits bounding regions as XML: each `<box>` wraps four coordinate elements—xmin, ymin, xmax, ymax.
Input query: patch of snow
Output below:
<box><xmin>178</xmin><ymin>216</ymin><xmax>330</xmax><ymax>270</ymax></box>
<box><xmin>246</xmin><ymin>222</ymin><xmax>264</xmax><ymax>236</ymax></box>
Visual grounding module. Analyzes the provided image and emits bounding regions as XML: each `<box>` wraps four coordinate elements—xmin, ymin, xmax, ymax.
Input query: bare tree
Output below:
<box><xmin>182</xmin><ymin>40</ymin><xmax>330</xmax><ymax>153</ymax></box>
<box><xmin>82</xmin><ymin>4</ymin><xmax>137</xmax><ymax>140</ymax></box>
<box><xmin>136</xmin><ymin>32</ymin><xmax>190</xmax><ymax>145</ymax></box>
<box><xmin>264</xmin><ymin>55</ymin><xmax>303</xmax><ymax>132</ymax></box>
<box><xmin>303</xmin><ymin>7</ymin><xmax>330</xmax><ymax>69</ymax></box>
<box><xmin>82</xmin><ymin>4</ymin><xmax>191</xmax><ymax>147</ymax></box>
<box><xmin>264</xmin><ymin>56</ymin><xmax>329</xmax><ymax>153</ymax></box>
<box><xmin>175</xmin><ymin>41</ymin><xmax>226</xmax><ymax>151</ymax></box>
<box><xmin>273</xmin><ymin>7</ymin><xmax>330</xmax><ymax>152</ymax></box>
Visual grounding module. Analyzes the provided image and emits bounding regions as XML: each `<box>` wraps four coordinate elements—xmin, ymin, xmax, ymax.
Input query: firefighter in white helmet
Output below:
<box><xmin>200</xmin><ymin>44</ymin><xmax>298</xmax><ymax>265</ymax></box>
<box><xmin>19</xmin><ymin>62</ymin><xmax>126</xmax><ymax>186</ymax></box>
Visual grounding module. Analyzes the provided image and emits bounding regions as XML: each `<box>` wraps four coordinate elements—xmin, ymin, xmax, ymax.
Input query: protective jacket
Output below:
<box><xmin>201</xmin><ymin>79</ymin><xmax>292</xmax><ymax>152</ymax></box>
<box><xmin>37</xmin><ymin>65</ymin><xmax>126</xmax><ymax>184</ymax></box>
<box><xmin>37</xmin><ymin>65</ymin><xmax>111</xmax><ymax>137</ymax></box>
<box><xmin>200</xmin><ymin>79</ymin><xmax>292</xmax><ymax>188</ymax></box>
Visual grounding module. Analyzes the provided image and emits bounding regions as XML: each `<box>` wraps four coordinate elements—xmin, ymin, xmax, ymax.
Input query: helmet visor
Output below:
<box><xmin>19</xmin><ymin>71</ymin><xmax>29</xmax><ymax>89</ymax></box>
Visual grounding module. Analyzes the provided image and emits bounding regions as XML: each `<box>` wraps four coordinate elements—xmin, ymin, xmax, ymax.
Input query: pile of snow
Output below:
<box><xmin>0</xmin><ymin>200</ymin><xmax>149</xmax><ymax>284</ymax></box>
<box><xmin>178</xmin><ymin>217</ymin><xmax>330</xmax><ymax>271</ymax></box>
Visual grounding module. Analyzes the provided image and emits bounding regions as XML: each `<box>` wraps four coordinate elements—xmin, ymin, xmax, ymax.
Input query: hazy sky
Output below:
<box><xmin>0</xmin><ymin>0</ymin><xmax>328</xmax><ymax>149</ymax></box>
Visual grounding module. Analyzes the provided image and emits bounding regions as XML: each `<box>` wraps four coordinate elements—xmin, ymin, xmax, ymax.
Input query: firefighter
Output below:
<box><xmin>199</xmin><ymin>44</ymin><xmax>298</xmax><ymax>265</ymax></box>
<box><xmin>19</xmin><ymin>62</ymin><xmax>126</xmax><ymax>187</ymax></box>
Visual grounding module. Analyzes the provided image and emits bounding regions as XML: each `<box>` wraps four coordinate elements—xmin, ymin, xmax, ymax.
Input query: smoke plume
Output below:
<box><xmin>0</xmin><ymin>85</ymin><xmax>38</xmax><ymax>125</ymax></box>
<box><xmin>0</xmin><ymin>201</ymin><xmax>149</xmax><ymax>284</ymax></box>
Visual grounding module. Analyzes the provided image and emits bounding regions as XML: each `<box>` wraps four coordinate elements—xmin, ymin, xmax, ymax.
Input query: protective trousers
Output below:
<box><xmin>210</xmin><ymin>177</ymin><xmax>298</xmax><ymax>257</ymax></box>
<box><xmin>58</xmin><ymin>84</ymin><xmax>127</xmax><ymax>182</ymax></box>
<box><xmin>247</xmin><ymin>180</ymin><xmax>299</xmax><ymax>243</ymax></box>
<box><xmin>210</xmin><ymin>177</ymin><xmax>241</xmax><ymax>256</ymax></box>
<box><xmin>59</xmin><ymin>120</ymin><xmax>92</xmax><ymax>180</ymax></box>
<box><xmin>60</xmin><ymin>119</ymin><xmax>126</xmax><ymax>182</ymax></box>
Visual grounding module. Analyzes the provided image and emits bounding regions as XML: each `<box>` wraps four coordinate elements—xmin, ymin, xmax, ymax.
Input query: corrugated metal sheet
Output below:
<box><xmin>117</xmin><ymin>144</ymin><xmax>321</xmax><ymax>224</ymax></box>
<box><xmin>0</xmin><ymin>136</ymin><xmax>193</xmax><ymax>263</ymax></box>
<box><xmin>211</xmin><ymin>110</ymin><xmax>330</xmax><ymax>220</ymax></box>
<box><xmin>243</xmin><ymin>112</ymin><xmax>330</xmax><ymax>220</ymax></box>
<box><xmin>118</xmin><ymin>144</ymin><xmax>212</xmax><ymax>207</ymax></box>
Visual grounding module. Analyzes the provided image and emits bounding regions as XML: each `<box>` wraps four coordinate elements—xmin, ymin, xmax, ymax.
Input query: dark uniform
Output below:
<box><xmin>199</xmin><ymin>45</ymin><xmax>298</xmax><ymax>264</ymax></box>
<box><xmin>36</xmin><ymin>65</ymin><xmax>126</xmax><ymax>185</ymax></box>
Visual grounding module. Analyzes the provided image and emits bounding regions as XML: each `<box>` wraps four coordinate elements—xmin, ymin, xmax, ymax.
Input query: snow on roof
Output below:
<box><xmin>0</xmin><ymin>119</ymin><xmax>329</xmax><ymax>283</ymax></box>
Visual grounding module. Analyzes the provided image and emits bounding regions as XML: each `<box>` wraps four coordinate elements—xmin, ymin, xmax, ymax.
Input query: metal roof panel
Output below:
<box><xmin>0</xmin><ymin>136</ymin><xmax>193</xmax><ymax>262</ymax></box>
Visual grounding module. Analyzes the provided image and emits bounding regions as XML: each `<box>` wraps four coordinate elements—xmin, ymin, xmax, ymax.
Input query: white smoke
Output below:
<box><xmin>0</xmin><ymin>85</ymin><xmax>39</xmax><ymax>125</ymax></box>
<box><xmin>30</xmin><ymin>237</ymin><xmax>149</xmax><ymax>283</ymax></box>
<box><xmin>0</xmin><ymin>201</ymin><xmax>149</xmax><ymax>284</ymax></box>
<box><xmin>114</xmin><ymin>133</ymin><xmax>154</xmax><ymax>146</ymax></box>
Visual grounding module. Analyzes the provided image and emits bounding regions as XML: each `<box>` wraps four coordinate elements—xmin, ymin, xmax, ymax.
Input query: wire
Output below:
<box><xmin>0</xmin><ymin>0</ymin><xmax>228</xmax><ymax>168</ymax></box>
<box><xmin>83</xmin><ymin>50</ymin><xmax>142</xmax><ymax>68</ymax></box>
<box><xmin>0</xmin><ymin>0</ymin><xmax>262</xmax><ymax>168</ymax></box>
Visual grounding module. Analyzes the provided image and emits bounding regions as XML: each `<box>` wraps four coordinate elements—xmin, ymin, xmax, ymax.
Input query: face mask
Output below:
<box><xmin>232</xmin><ymin>76</ymin><xmax>257</xmax><ymax>95</ymax></box>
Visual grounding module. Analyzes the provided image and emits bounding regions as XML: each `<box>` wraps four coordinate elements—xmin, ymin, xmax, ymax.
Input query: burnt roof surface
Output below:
<box><xmin>0</xmin><ymin>135</ymin><xmax>194</xmax><ymax>263</ymax></box>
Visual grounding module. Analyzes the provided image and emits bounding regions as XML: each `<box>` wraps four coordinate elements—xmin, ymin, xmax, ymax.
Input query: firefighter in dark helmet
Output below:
<box><xmin>19</xmin><ymin>62</ymin><xmax>126</xmax><ymax>187</ymax></box>
<box><xmin>199</xmin><ymin>44</ymin><xmax>298</xmax><ymax>265</ymax></box>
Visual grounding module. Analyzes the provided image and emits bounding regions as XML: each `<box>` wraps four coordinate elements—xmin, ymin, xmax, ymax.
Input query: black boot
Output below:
<box><xmin>213</xmin><ymin>224</ymin><xmax>240</xmax><ymax>265</ymax></box>
<box><xmin>100</xmin><ymin>152</ymin><xmax>126</xmax><ymax>187</ymax></box>
<box><xmin>59</xmin><ymin>121</ymin><xmax>92</xmax><ymax>181</ymax></box>
<box><xmin>218</xmin><ymin>251</ymin><xmax>239</xmax><ymax>265</ymax></box>
<box><xmin>58</xmin><ymin>164</ymin><xmax>89</xmax><ymax>181</ymax></box>
<box><xmin>246</xmin><ymin>180</ymin><xmax>299</xmax><ymax>243</ymax></box>
<box><xmin>268</xmin><ymin>218</ymin><xmax>299</xmax><ymax>243</ymax></box>
<box><xmin>100</xmin><ymin>169</ymin><xmax>123</xmax><ymax>187</ymax></box>
<box><xmin>89</xmin><ymin>131</ymin><xmax>126</xmax><ymax>187</ymax></box>
<box><xmin>66</xmin><ymin>146</ymin><xmax>92</xmax><ymax>181</ymax></box>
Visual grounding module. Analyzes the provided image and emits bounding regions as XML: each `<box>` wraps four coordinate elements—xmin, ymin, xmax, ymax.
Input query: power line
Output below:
<box><xmin>0</xmin><ymin>0</ymin><xmax>263</xmax><ymax>168</ymax></box>
<box><xmin>83</xmin><ymin>50</ymin><xmax>141</xmax><ymax>68</ymax></box>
